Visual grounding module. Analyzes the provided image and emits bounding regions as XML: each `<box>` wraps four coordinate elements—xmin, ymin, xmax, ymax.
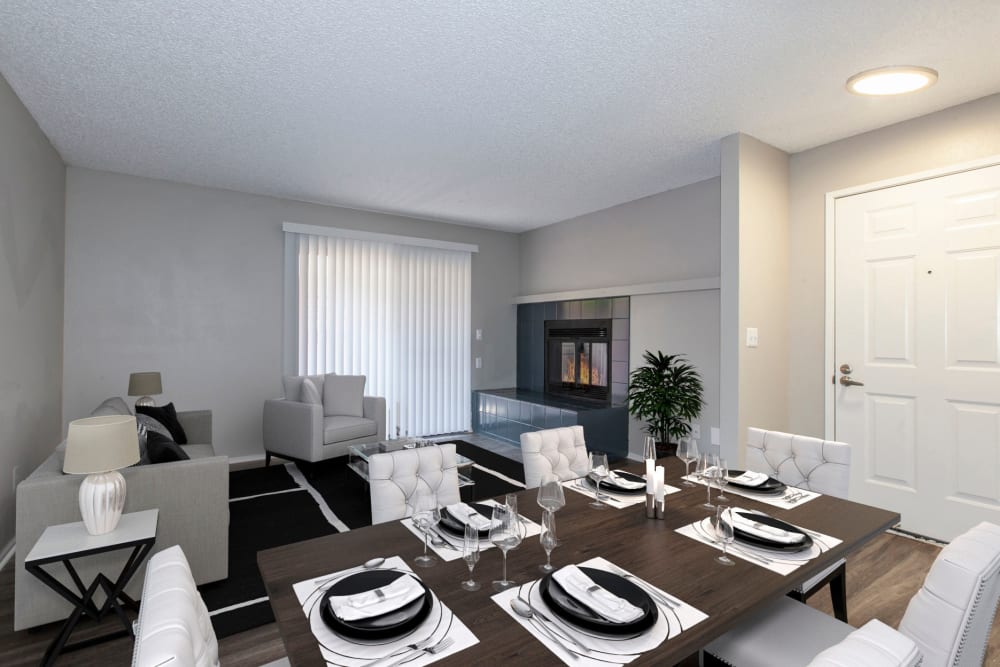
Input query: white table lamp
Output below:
<box><xmin>63</xmin><ymin>415</ymin><xmax>140</xmax><ymax>535</ymax></box>
<box><xmin>128</xmin><ymin>371</ymin><xmax>162</xmax><ymax>408</ymax></box>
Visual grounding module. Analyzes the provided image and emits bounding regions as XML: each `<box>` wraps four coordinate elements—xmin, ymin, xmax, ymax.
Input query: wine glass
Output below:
<box><xmin>716</xmin><ymin>457</ymin><xmax>731</xmax><ymax>502</ymax></box>
<box><xmin>643</xmin><ymin>435</ymin><xmax>657</xmax><ymax>462</ymax></box>
<box><xmin>461</xmin><ymin>523</ymin><xmax>481</xmax><ymax>591</ymax></box>
<box><xmin>539</xmin><ymin>510</ymin><xmax>558</xmax><ymax>573</ymax></box>
<box><xmin>490</xmin><ymin>504</ymin><xmax>523</xmax><ymax>591</ymax></box>
<box><xmin>677</xmin><ymin>437</ymin><xmax>698</xmax><ymax>487</ymax></box>
<box><xmin>714</xmin><ymin>505</ymin><xmax>736</xmax><ymax>566</ymax></box>
<box><xmin>411</xmin><ymin>491</ymin><xmax>440</xmax><ymax>568</ymax></box>
<box><xmin>537</xmin><ymin>474</ymin><xmax>566</xmax><ymax>516</ymax></box>
<box><xmin>589</xmin><ymin>452</ymin><xmax>609</xmax><ymax>510</ymax></box>
<box><xmin>697</xmin><ymin>453</ymin><xmax>718</xmax><ymax>510</ymax></box>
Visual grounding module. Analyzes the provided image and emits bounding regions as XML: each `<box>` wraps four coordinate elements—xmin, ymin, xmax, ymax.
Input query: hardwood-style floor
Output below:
<box><xmin>1</xmin><ymin>530</ymin><xmax>996</xmax><ymax>666</ymax></box>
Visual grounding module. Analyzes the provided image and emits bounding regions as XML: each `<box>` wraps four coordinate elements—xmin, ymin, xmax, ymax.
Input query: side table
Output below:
<box><xmin>25</xmin><ymin>509</ymin><xmax>158</xmax><ymax>666</ymax></box>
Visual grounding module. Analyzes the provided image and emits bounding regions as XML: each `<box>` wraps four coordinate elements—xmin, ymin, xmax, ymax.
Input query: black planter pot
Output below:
<box><xmin>655</xmin><ymin>441</ymin><xmax>677</xmax><ymax>458</ymax></box>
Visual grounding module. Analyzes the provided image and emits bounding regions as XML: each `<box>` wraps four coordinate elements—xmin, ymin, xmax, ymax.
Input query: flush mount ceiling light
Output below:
<box><xmin>846</xmin><ymin>65</ymin><xmax>938</xmax><ymax>96</ymax></box>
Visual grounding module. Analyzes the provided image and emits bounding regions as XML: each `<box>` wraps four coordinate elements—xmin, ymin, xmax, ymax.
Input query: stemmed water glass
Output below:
<box><xmin>537</xmin><ymin>474</ymin><xmax>566</xmax><ymax>515</ymax></box>
<box><xmin>716</xmin><ymin>457</ymin><xmax>731</xmax><ymax>502</ymax></box>
<box><xmin>411</xmin><ymin>491</ymin><xmax>441</xmax><ymax>568</ymax></box>
<box><xmin>539</xmin><ymin>511</ymin><xmax>558</xmax><ymax>572</ymax></box>
<box><xmin>589</xmin><ymin>452</ymin><xmax>609</xmax><ymax>510</ymax></box>
<box><xmin>714</xmin><ymin>505</ymin><xmax>736</xmax><ymax>566</ymax></box>
<box><xmin>697</xmin><ymin>453</ymin><xmax>719</xmax><ymax>510</ymax></box>
<box><xmin>490</xmin><ymin>502</ymin><xmax>523</xmax><ymax>592</ymax></box>
<box><xmin>677</xmin><ymin>437</ymin><xmax>698</xmax><ymax>487</ymax></box>
<box><xmin>461</xmin><ymin>523</ymin><xmax>481</xmax><ymax>591</ymax></box>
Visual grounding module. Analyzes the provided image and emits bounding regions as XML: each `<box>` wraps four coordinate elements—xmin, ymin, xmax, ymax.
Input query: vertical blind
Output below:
<box><xmin>294</xmin><ymin>232</ymin><xmax>471</xmax><ymax>436</ymax></box>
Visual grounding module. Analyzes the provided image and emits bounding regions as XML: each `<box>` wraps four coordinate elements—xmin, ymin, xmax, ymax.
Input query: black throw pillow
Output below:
<box><xmin>145</xmin><ymin>431</ymin><xmax>190</xmax><ymax>464</ymax></box>
<box><xmin>136</xmin><ymin>402</ymin><xmax>188</xmax><ymax>444</ymax></box>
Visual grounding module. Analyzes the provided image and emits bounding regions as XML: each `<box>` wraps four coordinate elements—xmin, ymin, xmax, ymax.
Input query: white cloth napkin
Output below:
<box><xmin>730</xmin><ymin>511</ymin><xmax>804</xmax><ymax>544</ymax></box>
<box><xmin>726</xmin><ymin>471</ymin><xmax>769</xmax><ymax>487</ymax></box>
<box><xmin>445</xmin><ymin>502</ymin><xmax>494</xmax><ymax>531</ymax></box>
<box><xmin>552</xmin><ymin>564</ymin><xmax>644</xmax><ymax>623</ymax></box>
<box><xmin>605</xmin><ymin>471</ymin><xmax>645</xmax><ymax>489</ymax></box>
<box><xmin>326</xmin><ymin>574</ymin><xmax>425</xmax><ymax>621</ymax></box>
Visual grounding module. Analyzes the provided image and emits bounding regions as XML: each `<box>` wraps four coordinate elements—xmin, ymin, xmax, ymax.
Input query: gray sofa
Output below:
<box><xmin>14</xmin><ymin>408</ymin><xmax>229</xmax><ymax>631</ymax></box>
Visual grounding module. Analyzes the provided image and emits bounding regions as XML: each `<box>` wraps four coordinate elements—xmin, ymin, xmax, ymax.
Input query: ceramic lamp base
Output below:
<box><xmin>78</xmin><ymin>471</ymin><xmax>127</xmax><ymax>535</ymax></box>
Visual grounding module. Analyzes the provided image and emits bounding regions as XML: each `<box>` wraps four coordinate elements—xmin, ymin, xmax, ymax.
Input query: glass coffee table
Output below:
<box><xmin>348</xmin><ymin>439</ymin><xmax>476</xmax><ymax>488</ymax></box>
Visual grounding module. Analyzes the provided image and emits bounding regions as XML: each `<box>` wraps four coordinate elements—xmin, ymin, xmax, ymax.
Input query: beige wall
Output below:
<box><xmin>519</xmin><ymin>177</ymin><xmax>720</xmax><ymax>295</ymax></box>
<box><xmin>63</xmin><ymin>169</ymin><xmax>520</xmax><ymax>459</ymax></box>
<box><xmin>788</xmin><ymin>93</ymin><xmax>1000</xmax><ymax>436</ymax></box>
<box><xmin>721</xmin><ymin>134</ymin><xmax>791</xmax><ymax>464</ymax></box>
<box><xmin>0</xmin><ymin>74</ymin><xmax>65</xmax><ymax>552</ymax></box>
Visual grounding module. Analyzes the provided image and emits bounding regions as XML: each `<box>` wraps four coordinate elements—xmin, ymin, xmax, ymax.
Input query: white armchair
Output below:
<box><xmin>263</xmin><ymin>374</ymin><xmax>385</xmax><ymax>472</ymax></box>
<box><xmin>520</xmin><ymin>425</ymin><xmax>590</xmax><ymax>489</ymax></box>
<box><xmin>747</xmin><ymin>427</ymin><xmax>852</xmax><ymax>621</ymax></box>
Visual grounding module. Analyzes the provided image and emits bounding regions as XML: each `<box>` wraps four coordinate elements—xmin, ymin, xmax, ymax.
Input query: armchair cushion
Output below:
<box><xmin>323</xmin><ymin>374</ymin><xmax>365</xmax><ymax>417</ymax></box>
<box><xmin>324</xmin><ymin>416</ymin><xmax>377</xmax><ymax>443</ymax></box>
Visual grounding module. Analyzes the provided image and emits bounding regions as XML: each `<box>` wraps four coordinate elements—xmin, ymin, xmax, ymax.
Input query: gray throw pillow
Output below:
<box><xmin>301</xmin><ymin>377</ymin><xmax>322</xmax><ymax>405</ymax></box>
<box><xmin>323</xmin><ymin>374</ymin><xmax>365</xmax><ymax>417</ymax></box>
<box><xmin>90</xmin><ymin>396</ymin><xmax>133</xmax><ymax>417</ymax></box>
<box><xmin>282</xmin><ymin>374</ymin><xmax>325</xmax><ymax>403</ymax></box>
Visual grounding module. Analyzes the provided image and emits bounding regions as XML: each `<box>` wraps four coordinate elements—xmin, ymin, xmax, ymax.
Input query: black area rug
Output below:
<box><xmin>201</xmin><ymin>440</ymin><xmax>525</xmax><ymax>638</ymax></box>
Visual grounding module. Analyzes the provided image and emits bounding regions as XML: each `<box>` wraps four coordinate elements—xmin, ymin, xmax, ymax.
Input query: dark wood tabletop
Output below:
<box><xmin>257</xmin><ymin>457</ymin><xmax>899</xmax><ymax>666</ymax></box>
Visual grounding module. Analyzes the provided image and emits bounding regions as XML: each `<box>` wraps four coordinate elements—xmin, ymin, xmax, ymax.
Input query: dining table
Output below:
<box><xmin>257</xmin><ymin>456</ymin><xmax>899</xmax><ymax>666</ymax></box>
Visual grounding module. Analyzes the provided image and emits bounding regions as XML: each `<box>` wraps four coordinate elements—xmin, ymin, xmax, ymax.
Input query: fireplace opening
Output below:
<box><xmin>544</xmin><ymin>319</ymin><xmax>611</xmax><ymax>404</ymax></box>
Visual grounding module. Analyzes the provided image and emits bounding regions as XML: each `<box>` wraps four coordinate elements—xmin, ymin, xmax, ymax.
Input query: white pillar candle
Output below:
<box><xmin>655</xmin><ymin>466</ymin><xmax>665</xmax><ymax>502</ymax></box>
<box><xmin>645</xmin><ymin>458</ymin><xmax>655</xmax><ymax>481</ymax></box>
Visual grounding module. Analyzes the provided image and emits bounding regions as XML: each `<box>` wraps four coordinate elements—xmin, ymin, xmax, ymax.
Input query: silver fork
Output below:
<box><xmin>380</xmin><ymin>636</ymin><xmax>455</xmax><ymax>667</ymax></box>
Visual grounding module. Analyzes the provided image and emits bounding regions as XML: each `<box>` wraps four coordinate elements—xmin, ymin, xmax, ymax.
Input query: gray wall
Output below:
<box><xmin>519</xmin><ymin>178</ymin><xmax>721</xmax><ymax>295</ymax></box>
<box><xmin>788</xmin><ymin>93</ymin><xmax>1000</xmax><ymax>436</ymax></box>
<box><xmin>0</xmin><ymin>74</ymin><xmax>65</xmax><ymax>552</ymax></box>
<box><xmin>520</xmin><ymin>177</ymin><xmax>722</xmax><ymax>457</ymax></box>
<box><xmin>63</xmin><ymin>168</ymin><xmax>519</xmax><ymax>459</ymax></box>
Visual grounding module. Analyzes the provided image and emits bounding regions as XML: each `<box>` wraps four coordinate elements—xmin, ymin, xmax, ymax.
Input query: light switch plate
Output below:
<box><xmin>746</xmin><ymin>327</ymin><xmax>759</xmax><ymax>347</ymax></box>
<box><xmin>710</xmin><ymin>427</ymin><xmax>720</xmax><ymax>446</ymax></box>
<box><xmin>475</xmin><ymin>329</ymin><xmax>482</xmax><ymax>341</ymax></box>
<box><xmin>475</xmin><ymin>357</ymin><xmax>482</xmax><ymax>369</ymax></box>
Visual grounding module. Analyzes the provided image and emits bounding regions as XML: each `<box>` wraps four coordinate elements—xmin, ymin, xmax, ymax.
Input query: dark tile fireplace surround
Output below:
<box><xmin>473</xmin><ymin>297</ymin><xmax>630</xmax><ymax>458</ymax></box>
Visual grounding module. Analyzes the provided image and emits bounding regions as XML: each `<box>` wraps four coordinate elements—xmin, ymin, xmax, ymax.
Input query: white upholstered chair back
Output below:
<box><xmin>369</xmin><ymin>443</ymin><xmax>461</xmax><ymax>525</ymax></box>
<box><xmin>746</xmin><ymin>427</ymin><xmax>851</xmax><ymax>498</ymax></box>
<box><xmin>898</xmin><ymin>521</ymin><xmax>1000</xmax><ymax>667</ymax></box>
<box><xmin>520</xmin><ymin>426</ymin><xmax>590</xmax><ymax>489</ymax></box>
<box><xmin>132</xmin><ymin>545</ymin><xmax>219</xmax><ymax>667</ymax></box>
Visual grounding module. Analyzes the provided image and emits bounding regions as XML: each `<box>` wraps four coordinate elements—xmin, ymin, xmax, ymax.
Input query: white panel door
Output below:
<box><xmin>835</xmin><ymin>163</ymin><xmax>1000</xmax><ymax>541</ymax></box>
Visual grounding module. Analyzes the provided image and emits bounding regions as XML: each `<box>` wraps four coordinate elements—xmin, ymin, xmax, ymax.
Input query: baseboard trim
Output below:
<box><xmin>0</xmin><ymin>537</ymin><xmax>15</xmax><ymax>571</ymax></box>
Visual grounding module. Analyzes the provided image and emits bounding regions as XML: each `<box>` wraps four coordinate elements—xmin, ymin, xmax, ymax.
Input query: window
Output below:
<box><xmin>285</xmin><ymin>224</ymin><xmax>473</xmax><ymax>436</ymax></box>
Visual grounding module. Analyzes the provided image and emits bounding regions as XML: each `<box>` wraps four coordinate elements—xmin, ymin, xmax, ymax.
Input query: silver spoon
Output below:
<box><xmin>509</xmin><ymin>599</ymin><xmax>579</xmax><ymax>658</ymax></box>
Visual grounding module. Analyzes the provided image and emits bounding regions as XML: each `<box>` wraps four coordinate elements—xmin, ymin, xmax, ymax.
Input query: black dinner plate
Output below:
<box><xmin>438</xmin><ymin>502</ymin><xmax>494</xmax><ymax>537</ymax></box>
<box><xmin>539</xmin><ymin>567</ymin><xmax>658</xmax><ymax>635</ymax></box>
<box><xmin>585</xmin><ymin>470</ymin><xmax>647</xmax><ymax>495</ymax></box>
<box><xmin>725</xmin><ymin>469</ymin><xmax>787</xmax><ymax>495</ymax></box>
<box><xmin>320</xmin><ymin>570</ymin><xmax>432</xmax><ymax>639</ymax></box>
<box><xmin>732</xmin><ymin>511</ymin><xmax>814</xmax><ymax>553</ymax></box>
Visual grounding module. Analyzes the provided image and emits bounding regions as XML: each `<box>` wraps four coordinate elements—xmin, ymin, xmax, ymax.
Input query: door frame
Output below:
<box><xmin>823</xmin><ymin>154</ymin><xmax>1000</xmax><ymax>440</ymax></box>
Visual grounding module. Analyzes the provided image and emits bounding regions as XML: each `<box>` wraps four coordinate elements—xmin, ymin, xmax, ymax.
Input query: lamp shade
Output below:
<box><xmin>128</xmin><ymin>372</ymin><xmax>162</xmax><ymax>397</ymax></box>
<box><xmin>63</xmin><ymin>415</ymin><xmax>140</xmax><ymax>474</ymax></box>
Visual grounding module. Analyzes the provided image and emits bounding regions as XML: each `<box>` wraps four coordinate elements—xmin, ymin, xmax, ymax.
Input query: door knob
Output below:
<box><xmin>839</xmin><ymin>375</ymin><xmax>864</xmax><ymax>387</ymax></box>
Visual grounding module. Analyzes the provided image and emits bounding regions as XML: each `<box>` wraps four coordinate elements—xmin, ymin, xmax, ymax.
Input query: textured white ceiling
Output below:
<box><xmin>1</xmin><ymin>1</ymin><xmax>999</xmax><ymax>231</ymax></box>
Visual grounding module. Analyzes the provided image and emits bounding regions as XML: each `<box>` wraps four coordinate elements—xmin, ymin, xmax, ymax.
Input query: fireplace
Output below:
<box><xmin>544</xmin><ymin>319</ymin><xmax>611</xmax><ymax>404</ymax></box>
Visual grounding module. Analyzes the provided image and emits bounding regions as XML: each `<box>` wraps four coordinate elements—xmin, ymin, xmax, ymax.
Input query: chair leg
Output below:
<box><xmin>830</xmin><ymin>567</ymin><xmax>848</xmax><ymax>623</ymax></box>
<box><xmin>265</xmin><ymin>451</ymin><xmax>272</xmax><ymax>467</ymax></box>
<box><xmin>701</xmin><ymin>650</ymin><xmax>728</xmax><ymax>667</ymax></box>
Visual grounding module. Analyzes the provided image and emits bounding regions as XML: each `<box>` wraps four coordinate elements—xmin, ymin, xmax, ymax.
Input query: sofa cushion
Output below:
<box><xmin>324</xmin><ymin>416</ymin><xmax>377</xmax><ymax>444</ymax></box>
<box><xmin>146</xmin><ymin>431</ymin><xmax>191</xmax><ymax>464</ymax></box>
<box><xmin>90</xmin><ymin>397</ymin><xmax>133</xmax><ymax>417</ymax></box>
<box><xmin>301</xmin><ymin>377</ymin><xmax>322</xmax><ymax>405</ymax></box>
<box><xmin>283</xmin><ymin>374</ymin><xmax>325</xmax><ymax>402</ymax></box>
<box><xmin>137</xmin><ymin>403</ymin><xmax>188</xmax><ymax>444</ymax></box>
<box><xmin>323</xmin><ymin>374</ymin><xmax>365</xmax><ymax>417</ymax></box>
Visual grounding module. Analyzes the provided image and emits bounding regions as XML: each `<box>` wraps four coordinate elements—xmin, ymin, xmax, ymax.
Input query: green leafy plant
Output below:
<box><xmin>626</xmin><ymin>351</ymin><xmax>704</xmax><ymax>447</ymax></box>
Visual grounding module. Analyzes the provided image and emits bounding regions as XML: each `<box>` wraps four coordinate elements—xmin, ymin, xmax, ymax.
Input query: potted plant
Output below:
<box><xmin>626</xmin><ymin>351</ymin><xmax>704</xmax><ymax>458</ymax></box>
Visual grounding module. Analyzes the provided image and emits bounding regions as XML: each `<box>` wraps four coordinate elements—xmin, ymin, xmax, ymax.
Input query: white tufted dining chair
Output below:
<box><xmin>520</xmin><ymin>425</ymin><xmax>590</xmax><ymax>489</ymax></box>
<box><xmin>132</xmin><ymin>545</ymin><xmax>289</xmax><ymax>667</ymax></box>
<box><xmin>747</xmin><ymin>427</ymin><xmax>852</xmax><ymax>621</ymax></box>
<box><xmin>368</xmin><ymin>443</ymin><xmax>461</xmax><ymax>525</ymax></box>
<box><xmin>704</xmin><ymin>521</ymin><xmax>1000</xmax><ymax>667</ymax></box>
